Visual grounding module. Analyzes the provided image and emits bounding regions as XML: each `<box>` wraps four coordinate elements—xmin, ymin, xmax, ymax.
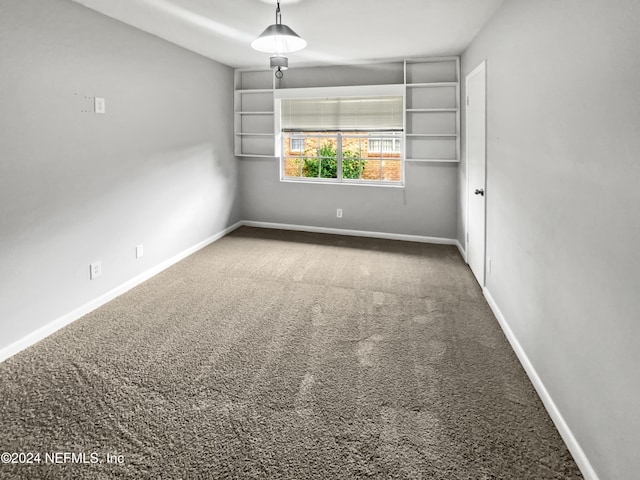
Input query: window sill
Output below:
<box><xmin>280</xmin><ymin>178</ymin><xmax>405</xmax><ymax>188</ymax></box>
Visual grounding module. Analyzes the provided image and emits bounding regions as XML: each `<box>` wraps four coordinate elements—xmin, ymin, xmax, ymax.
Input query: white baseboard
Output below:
<box><xmin>0</xmin><ymin>221</ymin><xmax>243</xmax><ymax>364</ymax></box>
<box><xmin>483</xmin><ymin>288</ymin><xmax>599</xmax><ymax>480</ymax></box>
<box><xmin>454</xmin><ymin>239</ymin><xmax>465</xmax><ymax>259</ymax></box>
<box><xmin>241</xmin><ymin>220</ymin><xmax>459</xmax><ymax>247</ymax></box>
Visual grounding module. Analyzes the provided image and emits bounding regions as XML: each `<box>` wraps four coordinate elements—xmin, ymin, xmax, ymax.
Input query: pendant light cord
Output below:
<box><xmin>276</xmin><ymin>2</ymin><xmax>281</xmax><ymax>25</ymax></box>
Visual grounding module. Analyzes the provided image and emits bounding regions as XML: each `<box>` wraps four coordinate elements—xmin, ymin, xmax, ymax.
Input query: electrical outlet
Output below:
<box><xmin>90</xmin><ymin>261</ymin><xmax>102</xmax><ymax>280</ymax></box>
<box><xmin>136</xmin><ymin>244</ymin><xmax>144</xmax><ymax>259</ymax></box>
<box><xmin>337</xmin><ymin>208</ymin><xmax>343</xmax><ymax>218</ymax></box>
<box><xmin>94</xmin><ymin>97</ymin><xmax>105</xmax><ymax>114</ymax></box>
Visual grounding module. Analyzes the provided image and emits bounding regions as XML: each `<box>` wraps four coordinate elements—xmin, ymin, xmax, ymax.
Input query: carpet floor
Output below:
<box><xmin>0</xmin><ymin>227</ymin><xmax>582</xmax><ymax>479</ymax></box>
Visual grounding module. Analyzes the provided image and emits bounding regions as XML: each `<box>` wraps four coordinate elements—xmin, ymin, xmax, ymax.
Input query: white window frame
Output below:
<box><xmin>281</xmin><ymin>132</ymin><xmax>403</xmax><ymax>184</ymax></box>
<box><xmin>368</xmin><ymin>138</ymin><xmax>402</xmax><ymax>154</ymax></box>
<box><xmin>274</xmin><ymin>85</ymin><xmax>406</xmax><ymax>187</ymax></box>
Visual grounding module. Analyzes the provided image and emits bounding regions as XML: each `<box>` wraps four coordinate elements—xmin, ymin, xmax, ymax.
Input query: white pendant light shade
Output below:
<box><xmin>251</xmin><ymin>23</ymin><xmax>307</xmax><ymax>53</ymax></box>
<box><xmin>252</xmin><ymin>2</ymin><xmax>306</xmax><ymax>55</ymax></box>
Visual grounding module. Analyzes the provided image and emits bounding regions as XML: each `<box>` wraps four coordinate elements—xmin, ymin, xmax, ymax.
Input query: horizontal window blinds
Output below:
<box><xmin>281</xmin><ymin>96</ymin><xmax>403</xmax><ymax>132</ymax></box>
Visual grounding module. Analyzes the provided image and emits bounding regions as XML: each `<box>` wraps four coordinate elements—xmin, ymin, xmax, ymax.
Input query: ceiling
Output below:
<box><xmin>70</xmin><ymin>0</ymin><xmax>504</xmax><ymax>69</ymax></box>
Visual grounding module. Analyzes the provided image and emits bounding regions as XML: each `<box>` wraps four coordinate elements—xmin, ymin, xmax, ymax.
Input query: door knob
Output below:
<box><xmin>474</xmin><ymin>188</ymin><xmax>484</xmax><ymax>196</ymax></box>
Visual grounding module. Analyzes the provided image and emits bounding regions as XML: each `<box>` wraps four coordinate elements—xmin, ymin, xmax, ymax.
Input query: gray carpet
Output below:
<box><xmin>0</xmin><ymin>227</ymin><xmax>582</xmax><ymax>479</ymax></box>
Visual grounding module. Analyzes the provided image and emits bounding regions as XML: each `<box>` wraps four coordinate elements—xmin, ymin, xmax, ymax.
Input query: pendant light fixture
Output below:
<box><xmin>252</xmin><ymin>1</ymin><xmax>306</xmax><ymax>78</ymax></box>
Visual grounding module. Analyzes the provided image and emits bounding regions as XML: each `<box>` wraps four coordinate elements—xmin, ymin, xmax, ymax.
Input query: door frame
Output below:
<box><xmin>465</xmin><ymin>60</ymin><xmax>487</xmax><ymax>285</ymax></box>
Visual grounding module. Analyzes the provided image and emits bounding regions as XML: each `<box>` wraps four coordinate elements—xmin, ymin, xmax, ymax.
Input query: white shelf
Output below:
<box><xmin>406</xmin><ymin>158</ymin><xmax>460</xmax><ymax>163</ymax></box>
<box><xmin>406</xmin><ymin>133</ymin><xmax>457</xmax><ymax>138</ymax></box>
<box><xmin>406</xmin><ymin>82</ymin><xmax>458</xmax><ymax>88</ymax></box>
<box><xmin>234</xmin><ymin>58</ymin><xmax>461</xmax><ymax>162</ymax></box>
<box><xmin>236</xmin><ymin>133</ymin><xmax>274</xmax><ymax>137</ymax></box>
<box><xmin>234</xmin><ymin>68</ymin><xmax>275</xmax><ymax>157</ymax></box>
<box><xmin>236</xmin><ymin>89</ymin><xmax>274</xmax><ymax>94</ymax></box>
<box><xmin>406</xmin><ymin>108</ymin><xmax>457</xmax><ymax>113</ymax></box>
<box><xmin>404</xmin><ymin>57</ymin><xmax>460</xmax><ymax>163</ymax></box>
<box><xmin>235</xmin><ymin>153</ymin><xmax>276</xmax><ymax>158</ymax></box>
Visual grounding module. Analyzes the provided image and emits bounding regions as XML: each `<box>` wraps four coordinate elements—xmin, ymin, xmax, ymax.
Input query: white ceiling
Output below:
<box><xmin>71</xmin><ymin>0</ymin><xmax>504</xmax><ymax>69</ymax></box>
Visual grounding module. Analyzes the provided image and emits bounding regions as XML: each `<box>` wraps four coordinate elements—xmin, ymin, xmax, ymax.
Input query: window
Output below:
<box><xmin>290</xmin><ymin>137</ymin><xmax>304</xmax><ymax>152</ymax></box>
<box><xmin>368</xmin><ymin>138</ymin><xmax>402</xmax><ymax>155</ymax></box>
<box><xmin>283</xmin><ymin>132</ymin><xmax>402</xmax><ymax>182</ymax></box>
<box><xmin>277</xmin><ymin>90</ymin><xmax>404</xmax><ymax>185</ymax></box>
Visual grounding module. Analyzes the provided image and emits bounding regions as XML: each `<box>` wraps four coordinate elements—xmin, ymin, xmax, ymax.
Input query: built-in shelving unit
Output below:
<box><xmin>234</xmin><ymin>69</ymin><xmax>275</xmax><ymax>158</ymax></box>
<box><xmin>233</xmin><ymin>58</ymin><xmax>460</xmax><ymax>163</ymax></box>
<box><xmin>404</xmin><ymin>57</ymin><xmax>460</xmax><ymax>163</ymax></box>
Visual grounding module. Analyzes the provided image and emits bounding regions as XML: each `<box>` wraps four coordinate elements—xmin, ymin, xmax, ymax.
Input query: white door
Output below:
<box><xmin>466</xmin><ymin>61</ymin><xmax>487</xmax><ymax>286</ymax></box>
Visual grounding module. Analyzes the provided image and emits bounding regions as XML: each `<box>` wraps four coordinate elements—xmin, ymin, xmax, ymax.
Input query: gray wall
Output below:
<box><xmin>239</xmin><ymin>62</ymin><xmax>459</xmax><ymax>240</ymax></box>
<box><xmin>460</xmin><ymin>1</ymin><xmax>640</xmax><ymax>478</ymax></box>
<box><xmin>239</xmin><ymin>159</ymin><xmax>458</xmax><ymax>239</ymax></box>
<box><xmin>0</xmin><ymin>0</ymin><xmax>238</xmax><ymax>352</ymax></box>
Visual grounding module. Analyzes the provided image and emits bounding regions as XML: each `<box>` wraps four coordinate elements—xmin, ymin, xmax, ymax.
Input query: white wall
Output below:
<box><xmin>460</xmin><ymin>1</ymin><xmax>640</xmax><ymax>478</ymax></box>
<box><xmin>0</xmin><ymin>0</ymin><xmax>239</xmax><ymax>354</ymax></box>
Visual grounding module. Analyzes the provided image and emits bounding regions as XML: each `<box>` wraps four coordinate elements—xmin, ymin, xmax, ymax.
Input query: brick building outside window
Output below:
<box><xmin>283</xmin><ymin>132</ymin><xmax>402</xmax><ymax>182</ymax></box>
